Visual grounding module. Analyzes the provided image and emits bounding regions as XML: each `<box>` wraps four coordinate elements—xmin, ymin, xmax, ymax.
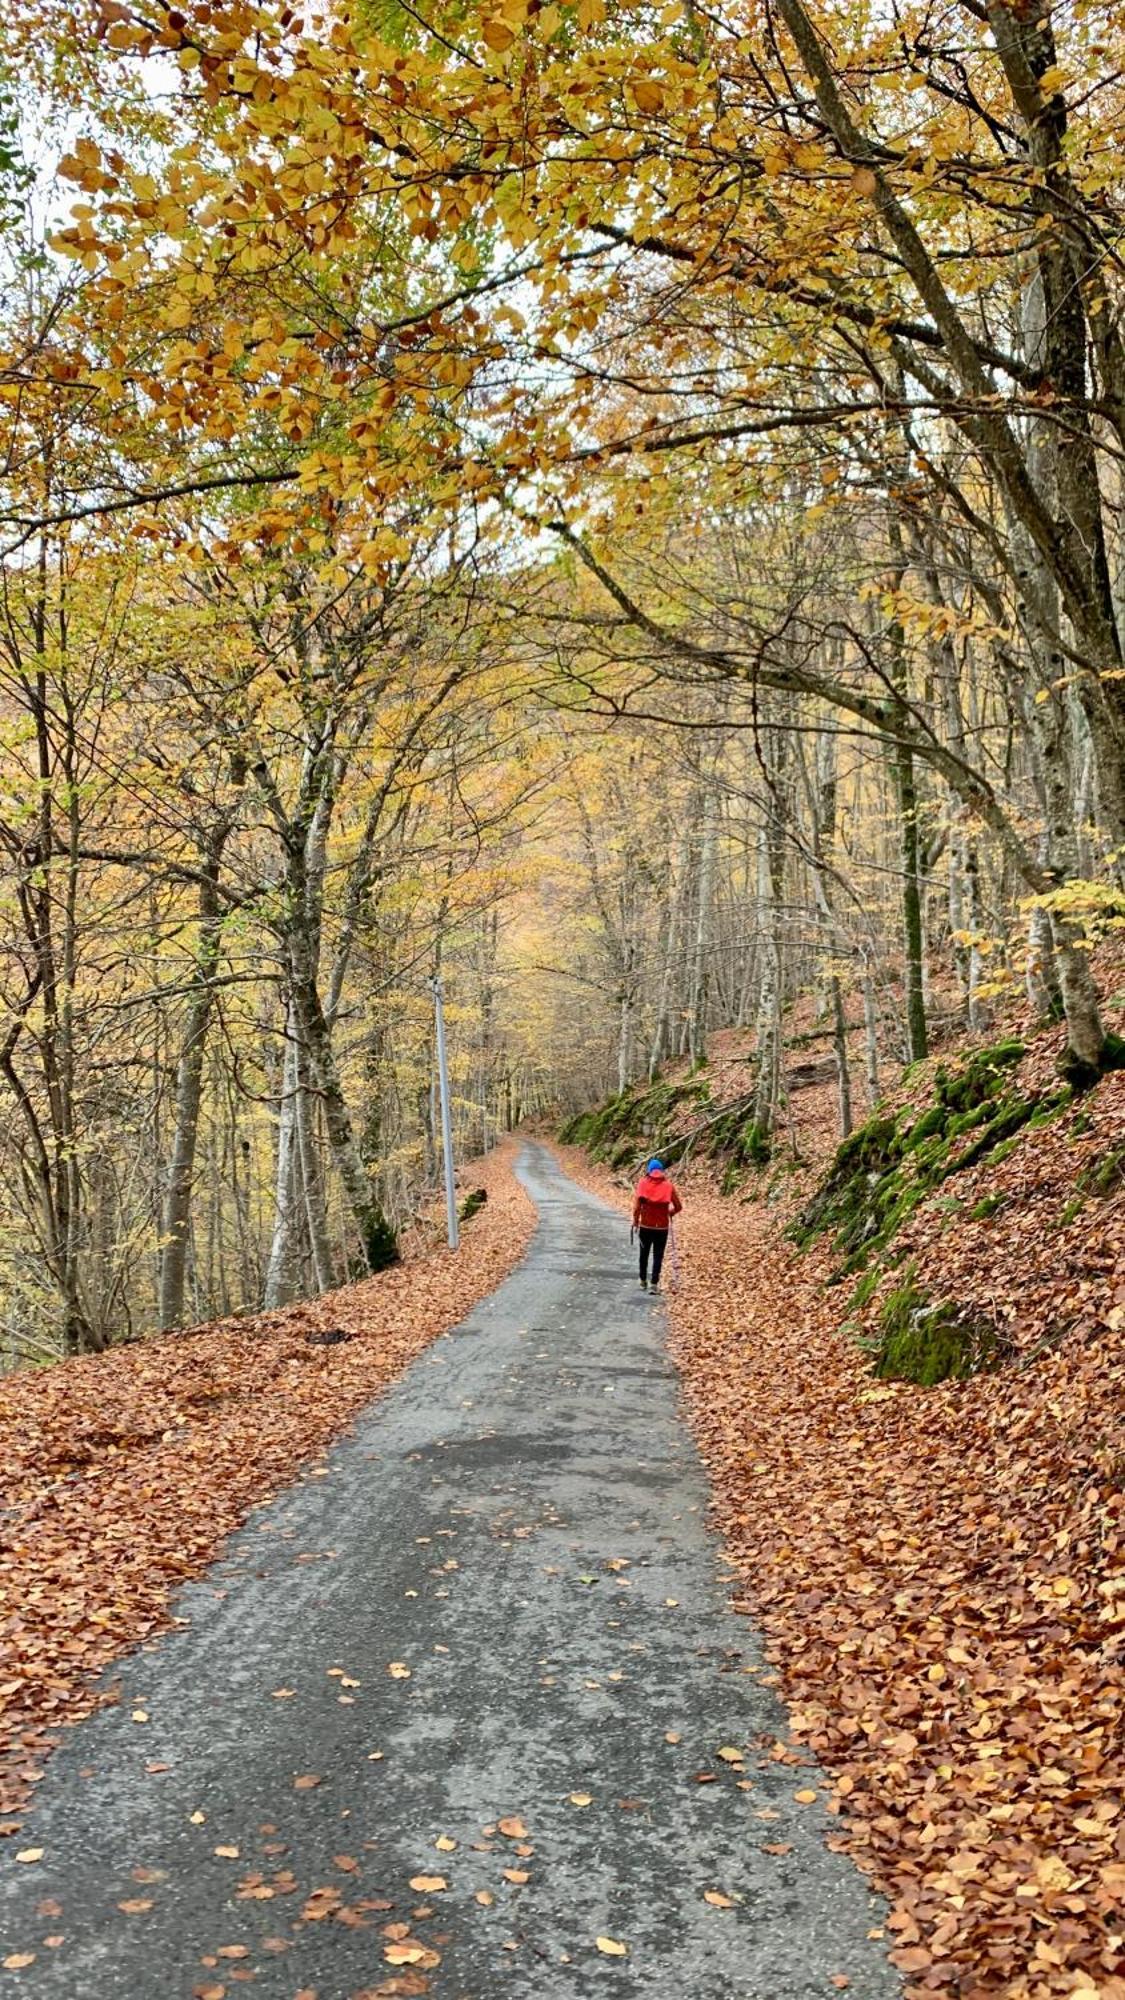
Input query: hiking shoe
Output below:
<box><xmin>639</xmin><ymin>1277</ymin><xmax>648</xmax><ymax>1291</ymax></box>
<box><xmin>649</xmin><ymin>1281</ymin><xmax>660</xmax><ymax>1294</ymax></box>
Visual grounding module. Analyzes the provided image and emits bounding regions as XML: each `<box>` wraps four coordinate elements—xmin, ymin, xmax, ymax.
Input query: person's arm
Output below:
<box><xmin>632</xmin><ymin>1199</ymin><xmax>642</xmax><ymax>1226</ymax></box>
<box><xmin>670</xmin><ymin>1185</ymin><xmax>683</xmax><ymax>1216</ymax></box>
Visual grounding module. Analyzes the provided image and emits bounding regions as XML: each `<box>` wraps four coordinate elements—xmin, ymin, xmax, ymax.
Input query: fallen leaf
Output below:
<box><xmin>213</xmin><ymin>1846</ymin><xmax>240</xmax><ymax>1859</ymax></box>
<box><xmin>703</xmin><ymin>1889</ymin><xmax>736</xmax><ymax>1908</ymax></box>
<box><xmin>502</xmin><ymin>1868</ymin><xmax>529</xmax><ymax>1885</ymax></box>
<box><xmin>387</xmin><ymin>1664</ymin><xmax>411</xmax><ymax>1680</ymax></box>
<box><xmin>3</xmin><ymin>1956</ymin><xmax>36</xmax><ymax>1971</ymax></box>
<box><xmin>293</xmin><ymin>1775</ymin><xmax>321</xmax><ymax>1791</ymax></box>
<box><xmin>497</xmin><ymin>1816</ymin><xmax>527</xmax><ymax>1839</ymax></box>
<box><xmin>117</xmin><ymin>1898</ymin><xmax>154</xmax><ymax>1913</ymax></box>
<box><xmin>15</xmin><ymin>1848</ymin><xmax>43</xmax><ymax>1864</ymax></box>
<box><xmin>568</xmin><ymin>1792</ymin><xmax>592</xmax><ymax>1807</ymax></box>
<box><xmin>408</xmin><ymin>1876</ymin><xmax>447</xmax><ymax>1893</ymax></box>
<box><xmin>384</xmin><ymin>1943</ymin><xmax>440</xmax><ymax>1969</ymax></box>
<box><xmin>434</xmin><ymin>1836</ymin><xmax>456</xmax><ymax>1853</ymax></box>
<box><xmin>596</xmin><ymin>1936</ymin><xmax>628</xmax><ymax>1957</ymax></box>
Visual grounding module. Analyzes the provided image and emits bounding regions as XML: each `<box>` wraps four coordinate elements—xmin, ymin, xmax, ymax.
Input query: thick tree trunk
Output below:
<box><xmin>291</xmin><ymin>959</ymin><xmax>398</xmax><ymax>1273</ymax></box>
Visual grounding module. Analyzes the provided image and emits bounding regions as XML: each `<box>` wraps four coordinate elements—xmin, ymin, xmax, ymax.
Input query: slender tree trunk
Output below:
<box><xmin>264</xmin><ymin>1008</ymin><xmax>304</xmax><ymax>1309</ymax></box>
<box><xmin>688</xmin><ymin>781</ymin><xmax>719</xmax><ymax>1065</ymax></box>
<box><xmin>158</xmin><ymin>832</ymin><xmax>229</xmax><ymax>1329</ymax></box>
<box><xmin>863</xmin><ymin>970</ymin><xmax>881</xmax><ymax>1107</ymax></box>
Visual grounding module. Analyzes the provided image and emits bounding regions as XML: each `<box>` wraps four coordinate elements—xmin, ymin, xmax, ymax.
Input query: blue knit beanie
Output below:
<box><xmin>647</xmin><ymin>1157</ymin><xmax>664</xmax><ymax>1172</ymax></box>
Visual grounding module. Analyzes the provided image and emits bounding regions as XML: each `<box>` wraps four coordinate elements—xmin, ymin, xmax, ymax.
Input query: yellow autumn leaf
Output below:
<box><xmin>596</xmin><ymin>1936</ymin><xmax>629</xmax><ymax>1956</ymax></box>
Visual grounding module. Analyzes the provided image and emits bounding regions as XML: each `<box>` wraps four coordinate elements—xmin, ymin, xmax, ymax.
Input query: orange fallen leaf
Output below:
<box><xmin>497</xmin><ymin>1816</ymin><xmax>528</xmax><ymax>1839</ymax></box>
<box><xmin>213</xmin><ymin>1846</ymin><xmax>240</xmax><ymax>1859</ymax></box>
<box><xmin>4</xmin><ymin>1956</ymin><xmax>36</xmax><ymax>1971</ymax></box>
<box><xmin>117</xmin><ymin>1898</ymin><xmax>154</xmax><ymax>1914</ymax></box>
<box><xmin>474</xmin><ymin>1889</ymin><xmax>494</xmax><ymax>1907</ymax></box>
<box><xmin>387</xmin><ymin>1663</ymin><xmax>411</xmax><ymax>1680</ymax></box>
<box><xmin>293</xmin><ymin>1774</ymin><xmax>321</xmax><ymax>1790</ymax></box>
<box><xmin>794</xmin><ymin>1788</ymin><xmax>818</xmax><ymax>1804</ymax></box>
<box><xmin>703</xmin><ymin>1889</ymin><xmax>736</xmax><ymax>1908</ymax></box>
<box><xmin>384</xmin><ymin>1942</ymin><xmax>440</xmax><ymax>1969</ymax></box>
<box><xmin>502</xmin><ymin>1868</ymin><xmax>529</xmax><ymax>1884</ymax></box>
<box><xmin>408</xmin><ymin>1876</ymin><xmax>447</xmax><ymax>1893</ymax></box>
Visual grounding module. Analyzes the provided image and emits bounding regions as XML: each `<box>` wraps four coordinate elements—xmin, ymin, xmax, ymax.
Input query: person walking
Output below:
<box><xmin>632</xmin><ymin>1157</ymin><xmax>683</xmax><ymax>1293</ymax></box>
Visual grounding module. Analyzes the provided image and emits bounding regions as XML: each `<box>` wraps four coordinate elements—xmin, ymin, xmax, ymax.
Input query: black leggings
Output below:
<box><xmin>638</xmin><ymin>1227</ymin><xmax>668</xmax><ymax>1283</ymax></box>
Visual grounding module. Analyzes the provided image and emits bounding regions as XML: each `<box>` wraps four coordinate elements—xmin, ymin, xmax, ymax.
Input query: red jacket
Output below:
<box><xmin>633</xmin><ymin>1168</ymin><xmax>682</xmax><ymax>1231</ymax></box>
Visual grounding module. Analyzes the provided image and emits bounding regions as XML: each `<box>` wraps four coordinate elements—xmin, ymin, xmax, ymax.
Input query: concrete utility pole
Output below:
<box><xmin>429</xmin><ymin>975</ymin><xmax>459</xmax><ymax>1250</ymax></box>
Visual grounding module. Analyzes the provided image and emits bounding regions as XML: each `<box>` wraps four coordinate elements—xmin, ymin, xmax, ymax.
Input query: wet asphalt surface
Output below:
<box><xmin>0</xmin><ymin>1145</ymin><xmax>901</xmax><ymax>1999</ymax></box>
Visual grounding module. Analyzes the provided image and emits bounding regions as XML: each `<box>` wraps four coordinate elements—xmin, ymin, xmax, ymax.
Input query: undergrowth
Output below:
<box><xmin>560</xmin><ymin>1070</ymin><xmax>772</xmax><ymax>1180</ymax></box>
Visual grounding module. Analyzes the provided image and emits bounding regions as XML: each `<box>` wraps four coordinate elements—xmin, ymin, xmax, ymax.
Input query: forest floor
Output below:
<box><xmin>556</xmin><ymin>997</ymin><xmax>1124</xmax><ymax>2000</ymax></box>
<box><xmin>0</xmin><ymin>1142</ymin><xmax>536</xmax><ymax>1826</ymax></box>
<box><xmin>0</xmin><ymin>1146</ymin><xmax>898</xmax><ymax>1999</ymax></box>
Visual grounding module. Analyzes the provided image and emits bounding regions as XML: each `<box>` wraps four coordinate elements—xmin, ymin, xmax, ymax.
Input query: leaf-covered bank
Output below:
<box><xmin>556</xmin><ymin>1031</ymin><xmax>1125</xmax><ymax>1999</ymax></box>
<box><xmin>0</xmin><ymin>1144</ymin><xmax>535</xmax><ymax>1824</ymax></box>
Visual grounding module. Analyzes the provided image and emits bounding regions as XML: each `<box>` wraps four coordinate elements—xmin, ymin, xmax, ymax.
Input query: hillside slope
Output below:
<box><xmin>559</xmin><ymin>1006</ymin><xmax>1124</xmax><ymax>2000</ymax></box>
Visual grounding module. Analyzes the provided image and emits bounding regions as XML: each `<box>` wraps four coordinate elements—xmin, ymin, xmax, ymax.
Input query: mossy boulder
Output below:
<box><xmin>871</xmin><ymin>1272</ymin><xmax>1006</xmax><ymax>1385</ymax></box>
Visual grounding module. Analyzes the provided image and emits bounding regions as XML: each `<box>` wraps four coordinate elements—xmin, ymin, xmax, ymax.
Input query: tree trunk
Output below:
<box><xmin>158</xmin><ymin>832</ymin><xmax>229</xmax><ymax>1329</ymax></box>
<box><xmin>264</xmin><ymin>1008</ymin><xmax>304</xmax><ymax>1309</ymax></box>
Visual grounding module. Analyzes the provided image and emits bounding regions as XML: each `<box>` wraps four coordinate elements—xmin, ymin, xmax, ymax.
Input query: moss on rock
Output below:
<box><xmin>790</xmin><ymin>1037</ymin><xmax>1065</xmax><ymax>1272</ymax></box>
<box><xmin>872</xmin><ymin>1271</ymin><xmax>1006</xmax><ymax>1385</ymax></box>
<box><xmin>559</xmin><ymin>1073</ymin><xmax>712</xmax><ymax>1168</ymax></box>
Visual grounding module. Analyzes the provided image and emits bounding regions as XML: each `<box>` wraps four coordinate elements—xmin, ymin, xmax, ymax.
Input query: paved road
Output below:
<box><xmin>0</xmin><ymin>1146</ymin><xmax>900</xmax><ymax>1999</ymax></box>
